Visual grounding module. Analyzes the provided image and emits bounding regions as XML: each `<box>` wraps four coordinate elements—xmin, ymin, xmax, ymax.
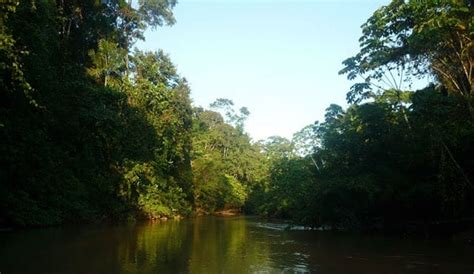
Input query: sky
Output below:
<box><xmin>137</xmin><ymin>0</ymin><xmax>389</xmax><ymax>141</ymax></box>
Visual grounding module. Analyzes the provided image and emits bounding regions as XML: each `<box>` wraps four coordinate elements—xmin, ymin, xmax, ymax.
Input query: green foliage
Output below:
<box><xmin>0</xmin><ymin>0</ymin><xmax>32</xmax><ymax>102</ymax></box>
<box><xmin>249</xmin><ymin>0</ymin><xmax>474</xmax><ymax>229</ymax></box>
<box><xmin>0</xmin><ymin>0</ymin><xmax>197</xmax><ymax>226</ymax></box>
<box><xmin>339</xmin><ymin>0</ymin><xmax>473</xmax><ymax>106</ymax></box>
<box><xmin>191</xmin><ymin>106</ymin><xmax>264</xmax><ymax>213</ymax></box>
<box><xmin>87</xmin><ymin>39</ymin><xmax>127</xmax><ymax>88</ymax></box>
<box><xmin>210</xmin><ymin>98</ymin><xmax>250</xmax><ymax>132</ymax></box>
<box><xmin>250</xmin><ymin>85</ymin><xmax>473</xmax><ymax>229</ymax></box>
<box><xmin>0</xmin><ymin>0</ymin><xmax>261</xmax><ymax>225</ymax></box>
<box><xmin>1</xmin><ymin>0</ymin><xmax>473</xmax><ymax>232</ymax></box>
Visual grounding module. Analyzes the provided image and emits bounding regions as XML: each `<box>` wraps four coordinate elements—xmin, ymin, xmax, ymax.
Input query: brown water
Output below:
<box><xmin>0</xmin><ymin>216</ymin><xmax>473</xmax><ymax>274</ymax></box>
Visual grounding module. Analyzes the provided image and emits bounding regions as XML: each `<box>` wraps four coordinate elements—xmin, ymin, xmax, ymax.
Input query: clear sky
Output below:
<box><xmin>137</xmin><ymin>0</ymin><xmax>389</xmax><ymax>141</ymax></box>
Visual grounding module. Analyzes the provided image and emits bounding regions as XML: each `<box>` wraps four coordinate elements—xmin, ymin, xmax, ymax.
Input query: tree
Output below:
<box><xmin>0</xmin><ymin>0</ymin><xmax>194</xmax><ymax>226</ymax></box>
<box><xmin>131</xmin><ymin>49</ymin><xmax>179</xmax><ymax>87</ymax></box>
<box><xmin>292</xmin><ymin>123</ymin><xmax>319</xmax><ymax>156</ymax></box>
<box><xmin>339</xmin><ymin>0</ymin><xmax>473</xmax><ymax>114</ymax></box>
<box><xmin>112</xmin><ymin>0</ymin><xmax>177</xmax><ymax>74</ymax></box>
<box><xmin>210</xmin><ymin>98</ymin><xmax>250</xmax><ymax>132</ymax></box>
<box><xmin>0</xmin><ymin>0</ymin><xmax>31</xmax><ymax>99</ymax></box>
<box><xmin>87</xmin><ymin>39</ymin><xmax>126</xmax><ymax>87</ymax></box>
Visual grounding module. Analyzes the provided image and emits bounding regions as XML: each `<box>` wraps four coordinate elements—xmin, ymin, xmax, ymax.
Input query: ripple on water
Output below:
<box><xmin>252</xmin><ymin>222</ymin><xmax>288</xmax><ymax>231</ymax></box>
<box><xmin>293</xmin><ymin>252</ymin><xmax>310</xmax><ymax>259</ymax></box>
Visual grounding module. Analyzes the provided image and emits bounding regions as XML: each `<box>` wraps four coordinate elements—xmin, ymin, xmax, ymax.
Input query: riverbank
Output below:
<box><xmin>3</xmin><ymin>207</ymin><xmax>474</xmax><ymax>242</ymax></box>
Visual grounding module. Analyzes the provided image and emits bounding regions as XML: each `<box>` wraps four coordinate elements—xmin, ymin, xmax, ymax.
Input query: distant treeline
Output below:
<box><xmin>1</xmin><ymin>0</ymin><xmax>473</xmax><ymax>229</ymax></box>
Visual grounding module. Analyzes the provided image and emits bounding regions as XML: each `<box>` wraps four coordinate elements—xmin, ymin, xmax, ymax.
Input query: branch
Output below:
<box><xmin>432</xmin><ymin>64</ymin><xmax>464</xmax><ymax>96</ymax></box>
<box><xmin>386</xmin><ymin>65</ymin><xmax>399</xmax><ymax>90</ymax></box>
<box><xmin>398</xmin><ymin>65</ymin><xmax>404</xmax><ymax>91</ymax></box>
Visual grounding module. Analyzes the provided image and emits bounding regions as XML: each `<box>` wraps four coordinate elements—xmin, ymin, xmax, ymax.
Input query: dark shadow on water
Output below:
<box><xmin>0</xmin><ymin>216</ymin><xmax>473</xmax><ymax>274</ymax></box>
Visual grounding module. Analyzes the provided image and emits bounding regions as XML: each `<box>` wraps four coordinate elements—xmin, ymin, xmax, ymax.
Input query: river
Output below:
<box><xmin>0</xmin><ymin>216</ymin><xmax>473</xmax><ymax>274</ymax></box>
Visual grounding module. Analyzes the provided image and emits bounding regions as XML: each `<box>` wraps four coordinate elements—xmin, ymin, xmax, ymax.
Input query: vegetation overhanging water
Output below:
<box><xmin>1</xmin><ymin>2</ymin><xmax>473</xmax><ymax>271</ymax></box>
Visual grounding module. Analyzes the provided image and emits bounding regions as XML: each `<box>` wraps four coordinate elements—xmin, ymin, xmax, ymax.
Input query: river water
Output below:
<box><xmin>0</xmin><ymin>216</ymin><xmax>473</xmax><ymax>274</ymax></box>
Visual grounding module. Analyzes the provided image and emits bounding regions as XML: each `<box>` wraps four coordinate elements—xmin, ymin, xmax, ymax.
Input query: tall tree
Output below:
<box><xmin>339</xmin><ymin>0</ymin><xmax>473</xmax><ymax>113</ymax></box>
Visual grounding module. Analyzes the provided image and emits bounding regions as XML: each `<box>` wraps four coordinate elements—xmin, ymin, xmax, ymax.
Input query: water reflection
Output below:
<box><xmin>0</xmin><ymin>216</ymin><xmax>473</xmax><ymax>274</ymax></box>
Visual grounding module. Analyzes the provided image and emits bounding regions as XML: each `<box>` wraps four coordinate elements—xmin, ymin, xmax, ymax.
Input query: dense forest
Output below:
<box><xmin>1</xmin><ymin>0</ymin><xmax>473</xmax><ymax>230</ymax></box>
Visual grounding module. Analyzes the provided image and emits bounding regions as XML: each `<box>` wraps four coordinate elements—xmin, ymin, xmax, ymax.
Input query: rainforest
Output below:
<box><xmin>1</xmin><ymin>0</ymin><xmax>473</xmax><ymax>233</ymax></box>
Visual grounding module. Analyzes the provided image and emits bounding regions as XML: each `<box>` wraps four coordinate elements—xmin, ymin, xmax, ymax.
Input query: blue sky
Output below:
<box><xmin>137</xmin><ymin>0</ymin><xmax>389</xmax><ymax>141</ymax></box>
